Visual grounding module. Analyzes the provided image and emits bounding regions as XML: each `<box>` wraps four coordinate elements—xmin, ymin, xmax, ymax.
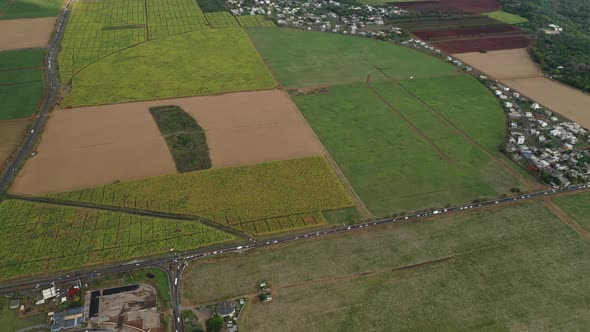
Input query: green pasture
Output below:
<box><xmin>293</xmin><ymin>82</ymin><xmax>524</xmax><ymax>216</ymax></box>
<box><xmin>553</xmin><ymin>192</ymin><xmax>590</xmax><ymax>230</ymax></box>
<box><xmin>0</xmin><ymin>0</ymin><xmax>62</xmax><ymax>19</ymax></box>
<box><xmin>47</xmin><ymin>157</ymin><xmax>353</xmax><ymax>231</ymax></box>
<box><xmin>183</xmin><ymin>201</ymin><xmax>590</xmax><ymax>331</ymax></box>
<box><xmin>0</xmin><ymin>298</ymin><xmax>46</xmax><ymax>331</ymax></box>
<box><xmin>0</xmin><ymin>49</ymin><xmax>44</xmax><ymax>120</ymax></box>
<box><xmin>62</xmin><ymin>28</ymin><xmax>275</xmax><ymax>107</ymax></box>
<box><xmin>0</xmin><ymin>199</ymin><xmax>232</xmax><ymax>280</ymax></box>
<box><xmin>484</xmin><ymin>10</ymin><xmax>529</xmax><ymax>24</ymax></box>
<box><xmin>246</xmin><ymin>27</ymin><xmax>458</xmax><ymax>87</ymax></box>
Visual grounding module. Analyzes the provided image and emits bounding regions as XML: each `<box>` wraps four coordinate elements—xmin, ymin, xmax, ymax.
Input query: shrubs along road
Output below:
<box><xmin>150</xmin><ymin>105</ymin><xmax>211</xmax><ymax>173</ymax></box>
<box><xmin>0</xmin><ymin>199</ymin><xmax>233</xmax><ymax>281</ymax></box>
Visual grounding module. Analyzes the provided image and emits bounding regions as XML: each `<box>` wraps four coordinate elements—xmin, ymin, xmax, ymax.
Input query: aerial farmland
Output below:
<box><xmin>1</xmin><ymin>0</ymin><xmax>589</xmax><ymax>330</ymax></box>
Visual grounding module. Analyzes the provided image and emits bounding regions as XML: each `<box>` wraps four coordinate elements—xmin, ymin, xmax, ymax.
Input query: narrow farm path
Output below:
<box><xmin>544</xmin><ymin>197</ymin><xmax>590</xmax><ymax>240</ymax></box>
<box><xmin>375</xmin><ymin>66</ymin><xmax>538</xmax><ymax>189</ymax></box>
<box><xmin>9</xmin><ymin>194</ymin><xmax>249</xmax><ymax>239</ymax></box>
<box><xmin>366</xmin><ymin>82</ymin><xmax>453</xmax><ymax>162</ymax></box>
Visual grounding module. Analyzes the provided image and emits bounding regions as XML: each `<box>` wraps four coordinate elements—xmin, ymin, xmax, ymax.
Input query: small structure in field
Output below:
<box><xmin>50</xmin><ymin>306</ymin><xmax>85</xmax><ymax>332</ymax></box>
<box><xmin>216</xmin><ymin>301</ymin><xmax>236</xmax><ymax>317</ymax></box>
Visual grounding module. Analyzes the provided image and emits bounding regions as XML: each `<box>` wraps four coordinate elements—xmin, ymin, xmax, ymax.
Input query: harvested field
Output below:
<box><xmin>10</xmin><ymin>105</ymin><xmax>177</xmax><ymax>195</ymax></box>
<box><xmin>433</xmin><ymin>34</ymin><xmax>531</xmax><ymax>53</ymax></box>
<box><xmin>414</xmin><ymin>25</ymin><xmax>521</xmax><ymax>41</ymax></box>
<box><xmin>500</xmin><ymin>77</ymin><xmax>590</xmax><ymax>129</ymax></box>
<box><xmin>453</xmin><ymin>48</ymin><xmax>540</xmax><ymax>80</ymax></box>
<box><xmin>396</xmin><ymin>0</ymin><xmax>501</xmax><ymax>13</ymax></box>
<box><xmin>0</xmin><ymin>118</ymin><xmax>30</xmax><ymax>168</ymax></box>
<box><xmin>0</xmin><ymin>17</ymin><xmax>56</xmax><ymax>51</ymax></box>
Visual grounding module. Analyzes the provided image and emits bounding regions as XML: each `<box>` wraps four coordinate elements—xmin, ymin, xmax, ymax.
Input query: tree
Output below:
<box><xmin>206</xmin><ymin>316</ymin><xmax>224</xmax><ymax>332</ymax></box>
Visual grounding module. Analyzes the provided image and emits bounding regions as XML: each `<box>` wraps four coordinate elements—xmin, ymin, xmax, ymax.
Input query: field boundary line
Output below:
<box><xmin>375</xmin><ymin>66</ymin><xmax>536</xmax><ymax>187</ymax></box>
<box><xmin>544</xmin><ymin>197</ymin><xmax>590</xmax><ymax>239</ymax></box>
<box><xmin>279</xmin><ymin>89</ymin><xmax>373</xmax><ymax>219</ymax></box>
<box><xmin>7</xmin><ymin>195</ymin><xmax>248</xmax><ymax>239</ymax></box>
<box><xmin>278</xmin><ymin>256</ymin><xmax>453</xmax><ymax>289</ymax></box>
<box><xmin>366</xmin><ymin>81</ymin><xmax>453</xmax><ymax>162</ymax></box>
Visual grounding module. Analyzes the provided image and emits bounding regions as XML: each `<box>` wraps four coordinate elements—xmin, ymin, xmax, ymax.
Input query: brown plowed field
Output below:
<box><xmin>10</xmin><ymin>106</ymin><xmax>177</xmax><ymax>195</ymax></box>
<box><xmin>0</xmin><ymin>17</ymin><xmax>56</xmax><ymax>51</ymax></box>
<box><xmin>453</xmin><ymin>48</ymin><xmax>540</xmax><ymax>80</ymax></box>
<box><xmin>500</xmin><ymin>77</ymin><xmax>590</xmax><ymax>129</ymax></box>
<box><xmin>414</xmin><ymin>25</ymin><xmax>521</xmax><ymax>41</ymax></box>
<box><xmin>11</xmin><ymin>90</ymin><xmax>324</xmax><ymax>194</ymax></box>
<box><xmin>169</xmin><ymin>90</ymin><xmax>325</xmax><ymax>168</ymax></box>
<box><xmin>0</xmin><ymin>118</ymin><xmax>30</xmax><ymax>168</ymax></box>
<box><xmin>396</xmin><ymin>0</ymin><xmax>501</xmax><ymax>13</ymax></box>
<box><xmin>433</xmin><ymin>34</ymin><xmax>531</xmax><ymax>53</ymax></box>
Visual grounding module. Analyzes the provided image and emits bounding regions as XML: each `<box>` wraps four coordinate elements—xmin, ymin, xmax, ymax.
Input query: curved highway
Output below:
<box><xmin>0</xmin><ymin>0</ymin><xmax>72</xmax><ymax>193</ymax></box>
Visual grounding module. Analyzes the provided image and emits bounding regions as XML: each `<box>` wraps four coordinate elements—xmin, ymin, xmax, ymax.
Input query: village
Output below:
<box><xmin>227</xmin><ymin>0</ymin><xmax>406</xmax><ymax>39</ymax></box>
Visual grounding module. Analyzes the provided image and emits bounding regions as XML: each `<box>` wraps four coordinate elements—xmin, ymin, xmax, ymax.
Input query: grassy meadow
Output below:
<box><xmin>293</xmin><ymin>82</ymin><xmax>525</xmax><ymax>216</ymax></box>
<box><xmin>553</xmin><ymin>192</ymin><xmax>590</xmax><ymax>230</ymax></box>
<box><xmin>0</xmin><ymin>0</ymin><xmax>62</xmax><ymax>19</ymax></box>
<box><xmin>484</xmin><ymin>10</ymin><xmax>529</xmax><ymax>24</ymax></box>
<box><xmin>183</xmin><ymin>200</ymin><xmax>590</xmax><ymax>331</ymax></box>
<box><xmin>0</xmin><ymin>199</ymin><xmax>232</xmax><ymax>280</ymax></box>
<box><xmin>246</xmin><ymin>27</ymin><xmax>458</xmax><ymax>87</ymax></box>
<box><xmin>0</xmin><ymin>49</ymin><xmax>44</xmax><ymax>120</ymax></box>
<box><xmin>62</xmin><ymin>28</ymin><xmax>275</xmax><ymax>106</ymax></box>
<box><xmin>48</xmin><ymin>157</ymin><xmax>354</xmax><ymax>233</ymax></box>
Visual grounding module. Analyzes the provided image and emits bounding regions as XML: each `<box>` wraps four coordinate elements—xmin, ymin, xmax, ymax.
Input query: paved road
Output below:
<box><xmin>0</xmin><ymin>0</ymin><xmax>72</xmax><ymax>193</ymax></box>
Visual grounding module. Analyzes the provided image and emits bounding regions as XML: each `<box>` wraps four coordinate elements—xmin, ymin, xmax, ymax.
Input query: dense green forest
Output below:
<box><xmin>501</xmin><ymin>0</ymin><xmax>590</xmax><ymax>92</ymax></box>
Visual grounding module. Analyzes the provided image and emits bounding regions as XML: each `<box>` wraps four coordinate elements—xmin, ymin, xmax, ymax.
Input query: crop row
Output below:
<box><xmin>48</xmin><ymin>157</ymin><xmax>354</xmax><ymax>226</ymax></box>
<box><xmin>237</xmin><ymin>212</ymin><xmax>326</xmax><ymax>235</ymax></box>
<box><xmin>235</xmin><ymin>15</ymin><xmax>275</xmax><ymax>27</ymax></box>
<box><xmin>205</xmin><ymin>12</ymin><xmax>240</xmax><ymax>28</ymax></box>
<box><xmin>0</xmin><ymin>200</ymin><xmax>233</xmax><ymax>280</ymax></box>
<box><xmin>147</xmin><ymin>0</ymin><xmax>208</xmax><ymax>39</ymax></box>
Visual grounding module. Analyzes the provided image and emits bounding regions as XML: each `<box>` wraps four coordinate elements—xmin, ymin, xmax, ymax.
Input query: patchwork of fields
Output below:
<box><xmin>183</xmin><ymin>200</ymin><xmax>590</xmax><ymax>330</ymax></box>
<box><xmin>0</xmin><ymin>199</ymin><xmax>233</xmax><ymax>280</ymax></box>
<box><xmin>249</xmin><ymin>28</ymin><xmax>535</xmax><ymax>216</ymax></box>
<box><xmin>46</xmin><ymin>157</ymin><xmax>354</xmax><ymax>234</ymax></box>
<box><xmin>59</xmin><ymin>0</ymin><xmax>276</xmax><ymax>106</ymax></box>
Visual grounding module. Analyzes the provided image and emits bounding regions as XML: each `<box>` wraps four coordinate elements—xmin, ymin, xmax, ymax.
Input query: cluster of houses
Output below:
<box><xmin>227</xmin><ymin>0</ymin><xmax>406</xmax><ymax>38</ymax></box>
<box><xmin>485</xmin><ymin>81</ymin><xmax>590</xmax><ymax>186</ymax></box>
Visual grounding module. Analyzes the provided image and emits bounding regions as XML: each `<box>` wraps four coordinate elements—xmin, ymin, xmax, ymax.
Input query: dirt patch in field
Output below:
<box><xmin>453</xmin><ymin>48</ymin><xmax>540</xmax><ymax>80</ymax></box>
<box><xmin>175</xmin><ymin>90</ymin><xmax>325</xmax><ymax>168</ymax></box>
<box><xmin>0</xmin><ymin>17</ymin><xmax>56</xmax><ymax>51</ymax></box>
<box><xmin>10</xmin><ymin>105</ymin><xmax>176</xmax><ymax>195</ymax></box>
<box><xmin>0</xmin><ymin>118</ymin><xmax>30</xmax><ymax>169</ymax></box>
<box><xmin>500</xmin><ymin>77</ymin><xmax>590</xmax><ymax>129</ymax></box>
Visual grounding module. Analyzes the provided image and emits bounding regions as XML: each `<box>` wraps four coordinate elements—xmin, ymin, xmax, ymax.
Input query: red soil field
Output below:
<box><xmin>396</xmin><ymin>0</ymin><xmax>501</xmax><ymax>14</ymax></box>
<box><xmin>433</xmin><ymin>35</ymin><xmax>531</xmax><ymax>53</ymax></box>
<box><xmin>414</xmin><ymin>25</ymin><xmax>521</xmax><ymax>41</ymax></box>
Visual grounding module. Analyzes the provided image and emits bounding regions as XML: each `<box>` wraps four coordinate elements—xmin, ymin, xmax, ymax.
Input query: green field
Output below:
<box><xmin>0</xmin><ymin>0</ymin><xmax>62</xmax><ymax>19</ymax></box>
<box><xmin>183</xmin><ymin>201</ymin><xmax>590</xmax><ymax>330</ymax></box>
<box><xmin>246</xmin><ymin>27</ymin><xmax>458</xmax><ymax>87</ymax></box>
<box><xmin>553</xmin><ymin>192</ymin><xmax>590</xmax><ymax>230</ymax></box>
<box><xmin>0</xmin><ymin>49</ymin><xmax>44</xmax><ymax>120</ymax></box>
<box><xmin>150</xmin><ymin>105</ymin><xmax>211</xmax><ymax>172</ymax></box>
<box><xmin>48</xmin><ymin>157</ymin><xmax>354</xmax><ymax>233</ymax></box>
<box><xmin>484</xmin><ymin>10</ymin><xmax>529</xmax><ymax>24</ymax></box>
<box><xmin>61</xmin><ymin>27</ymin><xmax>275</xmax><ymax>106</ymax></box>
<box><xmin>293</xmin><ymin>81</ymin><xmax>527</xmax><ymax>216</ymax></box>
<box><xmin>0</xmin><ymin>297</ymin><xmax>46</xmax><ymax>331</ymax></box>
<box><xmin>0</xmin><ymin>199</ymin><xmax>232</xmax><ymax>280</ymax></box>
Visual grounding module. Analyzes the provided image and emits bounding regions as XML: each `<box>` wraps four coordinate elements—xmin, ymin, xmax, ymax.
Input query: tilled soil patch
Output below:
<box><xmin>0</xmin><ymin>17</ymin><xmax>56</xmax><ymax>51</ymax></box>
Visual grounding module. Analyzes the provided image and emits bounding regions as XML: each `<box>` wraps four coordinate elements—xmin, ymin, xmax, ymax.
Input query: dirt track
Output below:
<box><xmin>0</xmin><ymin>17</ymin><xmax>56</xmax><ymax>51</ymax></box>
<box><xmin>0</xmin><ymin>118</ymin><xmax>30</xmax><ymax>168</ymax></box>
<box><xmin>453</xmin><ymin>48</ymin><xmax>540</xmax><ymax>80</ymax></box>
<box><xmin>501</xmin><ymin>77</ymin><xmax>590</xmax><ymax>129</ymax></box>
<box><xmin>11</xmin><ymin>90</ymin><xmax>324</xmax><ymax>194</ymax></box>
<box><xmin>10</xmin><ymin>105</ymin><xmax>177</xmax><ymax>195</ymax></box>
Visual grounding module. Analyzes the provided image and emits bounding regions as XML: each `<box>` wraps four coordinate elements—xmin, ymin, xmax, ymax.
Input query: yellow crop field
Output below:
<box><xmin>49</xmin><ymin>157</ymin><xmax>354</xmax><ymax>229</ymax></box>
